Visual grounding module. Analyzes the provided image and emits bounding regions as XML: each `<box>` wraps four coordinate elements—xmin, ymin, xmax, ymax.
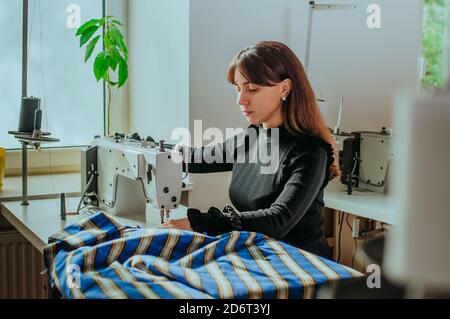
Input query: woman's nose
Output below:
<box><xmin>237</xmin><ymin>92</ymin><xmax>249</xmax><ymax>106</ymax></box>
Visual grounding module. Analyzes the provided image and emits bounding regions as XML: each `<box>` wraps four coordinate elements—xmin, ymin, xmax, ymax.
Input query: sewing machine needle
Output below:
<box><xmin>160</xmin><ymin>209</ymin><xmax>165</xmax><ymax>224</ymax></box>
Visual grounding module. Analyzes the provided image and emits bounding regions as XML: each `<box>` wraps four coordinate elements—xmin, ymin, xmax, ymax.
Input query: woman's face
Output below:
<box><xmin>233</xmin><ymin>68</ymin><xmax>290</xmax><ymax>128</ymax></box>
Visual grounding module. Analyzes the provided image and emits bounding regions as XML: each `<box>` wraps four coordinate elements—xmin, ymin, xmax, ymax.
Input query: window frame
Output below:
<box><xmin>3</xmin><ymin>0</ymin><xmax>121</xmax><ymax>176</ymax></box>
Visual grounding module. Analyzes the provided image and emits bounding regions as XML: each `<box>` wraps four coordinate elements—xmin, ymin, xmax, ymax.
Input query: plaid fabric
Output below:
<box><xmin>43</xmin><ymin>211</ymin><xmax>363</xmax><ymax>299</ymax></box>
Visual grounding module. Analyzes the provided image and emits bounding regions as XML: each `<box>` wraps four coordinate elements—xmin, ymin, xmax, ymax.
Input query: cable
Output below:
<box><xmin>345</xmin><ymin>213</ymin><xmax>352</xmax><ymax>230</ymax></box>
<box><xmin>345</xmin><ymin>213</ymin><xmax>360</xmax><ymax>270</ymax></box>
<box><xmin>336</xmin><ymin>211</ymin><xmax>345</xmax><ymax>263</ymax></box>
<box><xmin>352</xmin><ymin>238</ymin><xmax>358</xmax><ymax>269</ymax></box>
<box><xmin>75</xmin><ymin>164</ymin><xmax>96</xmax><ymax>214</ymax></box>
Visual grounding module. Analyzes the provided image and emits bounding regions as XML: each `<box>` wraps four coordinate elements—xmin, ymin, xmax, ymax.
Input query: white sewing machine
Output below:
<box><xmin>80</xmin><ymin>135</ymin><xmax>183</xmax><ymax>223</ymax></box>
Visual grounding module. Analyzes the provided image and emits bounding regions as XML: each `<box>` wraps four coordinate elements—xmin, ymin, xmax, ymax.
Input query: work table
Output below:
<box><xmin>324</xmin><ymin>179</ymin><xmax>396</xmax><ymax>225</ymax></box>
<box><xmin>0</xmin><ymin>172</ymin><xmax>194</xmax><ymax>202</ymax></box>
<box><xmin>0</xmin><ymin>197</ymin><xmax>189</xmax><ymax>252</ymax></box>
<box><xmin>0</xmin><ymin>173</ymin><xmax>81</xmax><ymax>202</ymax></box>
<box><xmin>1</xmin><ymin>173</ymin><xmax>395</xmax><ymax>252</ymax></box>
<box><xmin>0</xmin><ymin>172</ymin><xmax>193</xmax><ymax>251</ymax></box>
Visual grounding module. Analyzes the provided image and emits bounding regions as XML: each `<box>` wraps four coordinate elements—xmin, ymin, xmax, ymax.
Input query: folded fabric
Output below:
<box><xmin>187</xmin><ymin>205</ymin><xmax>242</xmax><ymax>236</ymax></box>
<box><xmin>43</xmin><ymin>211</ymin><xmax>363</xmax><ymax>299</ymax></box>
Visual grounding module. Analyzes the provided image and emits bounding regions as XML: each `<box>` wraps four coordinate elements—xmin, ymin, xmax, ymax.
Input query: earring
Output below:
<box><xmin>281</xmin><ymin>96</ymin><xmax>287</xmax><ymax>101</ymax></box>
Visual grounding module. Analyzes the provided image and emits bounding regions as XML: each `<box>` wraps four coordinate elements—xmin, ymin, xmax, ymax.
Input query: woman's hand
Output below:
<box><xmin>156</xmin><ymin>217</ymin><xmax>192</xmax><ymax>231</ymax></box>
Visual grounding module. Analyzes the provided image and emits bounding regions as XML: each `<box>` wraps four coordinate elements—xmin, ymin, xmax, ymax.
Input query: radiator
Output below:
<box><xmin>0</xmin><ymin>216</ymin><xmax>49</xmax><ymax>299</ymax></box>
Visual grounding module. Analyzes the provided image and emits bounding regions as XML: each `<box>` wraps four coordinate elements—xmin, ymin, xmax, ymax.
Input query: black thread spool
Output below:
<box><xmin>18</xmin><ymin>97</ymin><xmax>40</xmax><ymax>133</ymax></box>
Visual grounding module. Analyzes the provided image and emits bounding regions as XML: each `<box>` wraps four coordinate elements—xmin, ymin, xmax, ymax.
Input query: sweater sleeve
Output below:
<box><xmin>235</xmin><ymin>143</ymin><xmax>329</xmax><ymax>240</ymax></box>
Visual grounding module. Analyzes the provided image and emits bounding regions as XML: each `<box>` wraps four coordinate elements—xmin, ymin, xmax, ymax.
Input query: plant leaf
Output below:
<box><xmin>76</xmin><ymin>19</ymin><xmax>100</xmax><ymax>36</ymax></box>
<box><xmin>104</xmin><ymin>33</ymin><xmax>112</xmax><ymax>50</ymax></box>
<box><xmin>80</xmin><ymin>25</ymin><xmax>100</xmax><ymax>47</ymax></box>
<box><xmin>84</xmin><ymin>35</ymin><xmax>101</xmax><ymax>62</ymax></box>
<box><xmin>111</xmin><ymin>19</ymin><xmax>123</xmax><ymax>26</ymax></box>
<box><xmin>118</xmin><ymin>59</ymin><xmax>128</xmax><ymax>87</ymax></box>
<box><xmin>109</xmin><ymin>46</ymin><xmax>121</xmax><ymax>71</ymax></box>
<box><xmin>93</xmin><ymin>51</ymin><xmax>111</xmax><ymax>81</ymax></box>
<box><xmin>108</xmin><ymin>27</ymin><xmax>122</xmax><ymax>46</ymax></box>
<box><xmin>109</xmin><ymin>26</ymin><xmax>128</xmax><ymax>59</ymax></box>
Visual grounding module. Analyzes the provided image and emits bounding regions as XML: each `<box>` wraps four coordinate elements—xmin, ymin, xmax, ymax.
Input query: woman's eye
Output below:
<box><xmin>249</xmin><ymin>88</ymin><xmax>259</xmax><ymax>92</ymax></box>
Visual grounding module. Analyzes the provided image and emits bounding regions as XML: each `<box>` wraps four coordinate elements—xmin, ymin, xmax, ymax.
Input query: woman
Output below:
<box><xmin>160</xmin><ymin>41</ymin><xmax>339</xmax><ymax>259</ymax></box>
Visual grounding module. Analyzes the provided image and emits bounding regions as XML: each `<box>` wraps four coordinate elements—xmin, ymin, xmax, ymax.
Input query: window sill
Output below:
<box><xmin>0</xmin><ymin>172</ymin><xmax>81</xmax><ymax>202</ymax></box>
<box><xmin>0</xmin><ymin>171</ymin><xmax>194</xmax><ymax>202</ymax></box>
<box><xmin>4</xmin><ymin>147</ymin><xmax>82</xmax><ymax>177</ymax></box>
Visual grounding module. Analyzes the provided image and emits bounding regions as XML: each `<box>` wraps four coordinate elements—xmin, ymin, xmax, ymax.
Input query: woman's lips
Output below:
<box><xmin>242</xmin><ymin>110</ymin><xmax>254</xmax><ymax>116</ymax></box>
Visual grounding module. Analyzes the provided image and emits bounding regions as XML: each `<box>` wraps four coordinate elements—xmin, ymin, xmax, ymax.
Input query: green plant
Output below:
<box><xmin>75</xmin><ymin>16</ymin><xmax>128</xmax><ymax>135</ymax></box>
<box><xmin>422</xmin><ymin>0</ymin><xmax>449</xmax><ymax>89</ymax></box>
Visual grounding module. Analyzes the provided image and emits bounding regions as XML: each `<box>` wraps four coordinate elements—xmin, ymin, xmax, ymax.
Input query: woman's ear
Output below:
<box><xmin>281</xmin><ymin>78</ymin><xmax>292</xmax><ymax>97</ymax></box>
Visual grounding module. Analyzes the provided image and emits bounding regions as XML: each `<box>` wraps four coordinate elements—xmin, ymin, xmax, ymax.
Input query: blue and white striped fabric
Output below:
<box><xmin>43</xmin><ymin>211</ymin><xmax>362</xmax><ymax>299</ymax></box>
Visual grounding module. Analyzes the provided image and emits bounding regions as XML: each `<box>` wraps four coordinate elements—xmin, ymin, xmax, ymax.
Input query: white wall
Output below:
<box><xmin>307</xmin><ymin>0</ymin><xmax>423</xmax><ymax>132</ymax></box>
<box><xmin>189</xmin><ymin>0</ymin><xmax>422</xmax><ymax>134</ymax></box>
<box><xmin>128</xmin><ymin>0</ymin><xmax>189</xmax><ymax>142</ymax></box>
<box><xmin>189</xmin><ymin>0</ymin><xmax>308</xmax><ymax>135</ymax></box>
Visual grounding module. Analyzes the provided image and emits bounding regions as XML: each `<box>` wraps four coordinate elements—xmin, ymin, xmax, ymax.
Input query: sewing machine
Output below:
<box><xmin>340</xmin><ymin>128</ymin><xmax>395</xmax><ymax>195</ymax></box>
<box><xmin>80</xmin><ymin>135</ymin><xmax>183</xmax><ymax>223</ymax></box>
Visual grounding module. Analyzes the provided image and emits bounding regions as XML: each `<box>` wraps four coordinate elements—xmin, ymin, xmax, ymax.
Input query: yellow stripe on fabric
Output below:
<box><xmin>65</xmin><ymin>251</ymin><xmax>85</xmax><ymax>299</ymax></box>
<box><xmin>75</xmin><ymin>219</ymin><xmax>105</xmax><ymax>272</ymax></box>
<box><xmin>131</xmin><ymin>256</ymin><xmax>192</xmax><ymax>299</ymax></box>
<box><xmin>224</xmin><ymin>232</ymin><xmax>262</xmax><ymax>299</ymax></box>
<box><xmin>44</xmin><ymin>243</ymin><xmax>57</xmax><ymax>273</ymax></box>
<box><xmin>107</xmin><ymin>239</ymin><xmax>126</xmax><ymax>265</ymax></box>
<box><xmin>62</xmin><ymin>231</ymin><xmax>85</xmax><ymax>249</ymax></box>
<box><xmin>179</xmin><ymin>233</ymin><xmax>205</xmax><ymax>291</ymax></box>
<box><xmin>84</xmin><ymin>219</ymin><xmax>108</xmax><ymax>242</ymax></box>
<box><xmin>50</xmin><ymin>229</ymin><xmax>71</xmax><ymax>242</ymax></box>
<box><xmin>263</xmin><ymin>237</ymin><xmax>316</xmax><ymax>299</ymax></box>
<box><xmin>102</xmin><ymin>212</ymin><xmax>124</xmax><ymax>233</ymax></box>
<box><xmin>110</xmin><ymin>262</ymin><xmax>160</xmax><ymax>299</ymax></box>
<box><xmin>204</xmin><ymin>240</ymin><xmax>234</xmax><ymax>299</ymax></box>
<box><xmin>186</xmin><ymin>232</ymin><xmax>205</xmax><ymax>255</ymax></box>
<box><xmin>159</xmin><ymin>230</ymin><xmax>180</xmax><ymax>261</ymax></box>
<box><xmin>133</xmin><ymin>232</ymin><xmax>154</xmax><ymax>256</ymax></box>
<box><xmin>89</xmin><ymin>271</ymin><xmax>128</xmax><ymax>299</ymax></box>
<box><xmin>244</xmin><ymin>233</ymin><xmax>289</xmax><ymax>299</ymax></box>
<box><xmin>301</xmin><ymin>250</ymin><xmax>340</xmax><ymax>281</ymax></box>
<box><xmin>83</xmin><ymin>247</ymin><xmax>97</xmax><ymax>272</ymax></box>
<box><xmin>340</xmin><ymin>264</ymin><xmax>364</xmax><ymax>277</ymax></box>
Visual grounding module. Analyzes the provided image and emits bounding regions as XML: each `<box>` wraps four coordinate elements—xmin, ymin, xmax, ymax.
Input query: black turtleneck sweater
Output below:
<box><xmin>183</xmin><ymin>125</ymin><xmax>334</xmax><ymax>248</ymax></box>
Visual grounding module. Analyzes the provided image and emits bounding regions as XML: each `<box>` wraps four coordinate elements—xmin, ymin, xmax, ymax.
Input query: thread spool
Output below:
<box><xmin>18</xmin><ymin>97</ymin><xmax>40</xmax><ymax>133</ymax></box>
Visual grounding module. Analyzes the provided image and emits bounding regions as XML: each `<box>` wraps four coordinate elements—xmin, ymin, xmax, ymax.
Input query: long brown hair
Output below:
<box><xmin>227</xmin><ymin>41</ymin><xmax>340</xmax><ymax>179</ymax></box>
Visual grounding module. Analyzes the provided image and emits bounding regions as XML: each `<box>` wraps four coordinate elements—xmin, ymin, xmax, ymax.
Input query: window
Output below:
<box><xmin>0</xmin><ymin>0</ymin><xmax>104</xmax><ymax>150</ymax></box>
<box><xmin>422</xmin><ymin>0</ymin><xmax>450</xmax><ymax>89</ymax></box>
